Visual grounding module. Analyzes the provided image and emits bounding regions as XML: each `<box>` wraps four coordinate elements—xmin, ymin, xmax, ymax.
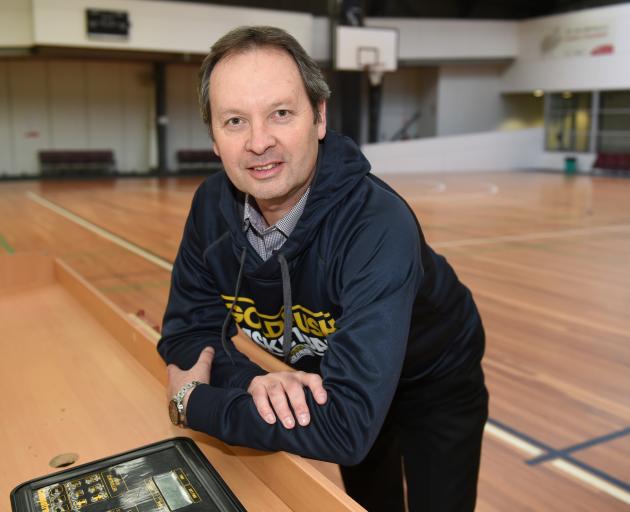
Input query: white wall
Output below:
<box><xmin>534</xmin><ymin>152</ymin><xmax>597</xmax><ymax>173</ymax></box>
<box><xmin>0</xmin><ymin>0</ymin><xmax>33</xmax><ymax>48</ymax></box>
<box><xmin>436</xmin><ymin>64</ymin><xmax>506</xmax><ymax>136</ymax></box>
<box><xmin>0</xmin><ymin>59</ymin><xmax>153</xmax><ymax>176</ymax></box>
<box><xmin>365</xmin><ymin>18</ymin><xmax>518</xmax><ymax>62</ymax></box>
<box><xmin>502</xmin><ymin>3</ymin><xmax>630</xmax><ymax>92</ymax></box>
<box><xmin>380</xmin><ymin>67</ymin><xmax>438</xmax><ymax>141</ymax></box>
<box><xmin>1</xmin><ymin>7</ymin><xmax>519</xmax><ymax>64</ymax></box>
<box><xmin>362</xmin><ymin>128</ymin><xmax>544</xmax><ymax>174</ymax></box>
<box><xmin>312</xmin><ymin>17</ymin><xmax>330</xmax><ymax>62</ymax></box>
<box><xmin>165</xmin><ymin>64</ymin><xmax>212</xmax><ymax>170</ymax></box>
<box><xmin>31</xmin><ymin>0</ymin><xmax>314</xmax><ymax>56</ymax></box>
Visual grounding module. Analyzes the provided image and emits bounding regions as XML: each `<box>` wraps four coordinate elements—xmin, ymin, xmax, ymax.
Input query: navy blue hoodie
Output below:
<box><xmin>158</xmin><ymin>130</ymin><xmax>483</xmax><ymax>465</ymax></box>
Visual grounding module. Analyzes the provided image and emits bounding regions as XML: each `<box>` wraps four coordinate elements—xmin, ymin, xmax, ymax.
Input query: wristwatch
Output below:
<box><xmin>169</xmin><ymin>381</ymin><xmax>201</xmax><ymax>427</ymax></box>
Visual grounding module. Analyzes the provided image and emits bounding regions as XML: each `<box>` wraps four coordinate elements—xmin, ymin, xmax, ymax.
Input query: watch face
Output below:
<box><xmin>168</xmin><ymin>399</ymin><xmax>180</xmax><ymax>425</ymax></box>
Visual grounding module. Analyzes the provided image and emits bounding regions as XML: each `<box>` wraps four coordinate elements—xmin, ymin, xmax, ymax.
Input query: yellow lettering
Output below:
<box><xmin>243</xmin><ymin>306</ymin><xmax>262</xmax><ymax>329</ymax></box>
<box><xmin>293</xmin><ymin>311</ymin><xmax>309</xmax><ymax>333</ymax></box>
<box><xmin>263</xmin><ymin>319</ymin><xmax>284</xmax><ymax>338</ymax></box>
<box><xmin>231</xmin><ymin>304</ymin><xmax>244</xmax><ymax>324</ymax></box>
<box><xmin>306</xmin><ymin>317</ymin><xmax>323</xmax><ymax>337</ymax></box>
<box><xmin>223</xmin><ymin>296</ymin><xmax>337</xmax><ymax>340</ymax></box>
<box><xmin>319</xmin><ymin>318</ymin><xmax>336</xmax><ymax>336</ymax></box>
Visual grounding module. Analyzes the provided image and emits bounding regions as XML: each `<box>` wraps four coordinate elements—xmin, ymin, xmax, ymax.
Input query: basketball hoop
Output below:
<box><xmin>366</xmin><ymin>63</ymin><xmax>385</xmax><ymax>87</ymax></box>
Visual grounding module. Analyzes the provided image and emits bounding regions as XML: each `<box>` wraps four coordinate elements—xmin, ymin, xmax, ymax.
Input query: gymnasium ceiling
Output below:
<box><xmin>170</xmin><ymin>0</ymin><xmax>629</xmax><ymax>18</ymax></box>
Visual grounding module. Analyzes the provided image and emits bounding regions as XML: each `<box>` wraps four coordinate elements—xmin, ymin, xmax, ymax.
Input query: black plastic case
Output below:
<box><xmin>11</xmin><ymin>437</ymin><xmax>246</xmax><ymax>512</ymax></box>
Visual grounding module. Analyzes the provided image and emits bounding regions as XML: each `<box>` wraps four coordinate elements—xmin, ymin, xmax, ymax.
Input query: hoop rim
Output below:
<box><xmin>364</xmin><ymin>63</ymin><xmax>386</xmax><ymax>86</ymax></box>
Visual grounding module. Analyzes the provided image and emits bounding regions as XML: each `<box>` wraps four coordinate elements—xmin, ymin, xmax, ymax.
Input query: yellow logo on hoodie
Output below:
<box><xmin>221</xmin><ymin>295</ymin><xmax>336</xmax><ymax>360</ymax></box>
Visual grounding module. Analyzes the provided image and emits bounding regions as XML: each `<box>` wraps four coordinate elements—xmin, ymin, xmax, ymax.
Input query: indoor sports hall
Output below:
<box><xmin>1</xmin><ymin>1</ymin><xmax>628</xmax><ymax>511</ymax></box>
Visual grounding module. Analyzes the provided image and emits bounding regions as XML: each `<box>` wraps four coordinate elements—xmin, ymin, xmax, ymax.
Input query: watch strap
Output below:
<box><xmin>173</xmin><ymin>381</ymin><xmax>201</xmax><ymax>426</ymax></box>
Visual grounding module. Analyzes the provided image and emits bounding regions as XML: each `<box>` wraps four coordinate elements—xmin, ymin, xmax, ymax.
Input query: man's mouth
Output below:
<box><xmin>247</xmin><ymin>161</ymin><xmax>283</xmax><ymax>177</ymax></box>
<box><xmin>252</xmin><ymin>163</ymin><xmax>277</xmax><ymax>171</ymax></box>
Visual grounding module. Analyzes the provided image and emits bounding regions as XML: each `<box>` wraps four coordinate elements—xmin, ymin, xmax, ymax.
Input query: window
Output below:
<box><xmin>545</xmin><ymin>92</ymin><xmax>592</xmax><ymax>152</ymax></box>
<box><xmin>598</xmin><ymin>91</ymin><xmax>630</xmax><ymax>152</ymax></box>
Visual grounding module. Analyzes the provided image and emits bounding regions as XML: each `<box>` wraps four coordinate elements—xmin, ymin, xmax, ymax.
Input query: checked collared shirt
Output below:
<box><xmin>243</xmin><ymin>188</ymin><xmax>310</xmax><ymax>261</ymax></box>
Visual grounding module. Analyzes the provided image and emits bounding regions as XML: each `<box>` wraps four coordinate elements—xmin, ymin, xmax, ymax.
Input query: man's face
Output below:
<box><xmin>209</xmin><ymin>47</ymin><xmax>326</xmax><ymax>213</ymax></box>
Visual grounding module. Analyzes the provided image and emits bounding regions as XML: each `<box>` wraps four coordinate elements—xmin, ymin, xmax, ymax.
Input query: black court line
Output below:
<box><xmin>527</xmin><ymin>427</ymin><xmax>630</xmax><ymax>465</ymax></box>
<box><xmin>488</xmin><ymin>418</ymin><xmax>630</xmax><ymax>492</ymax></box>
<box><xmin>562</xmin><ymin>454</ymin><xmax>630</xmax><ymax>492</ymax></box>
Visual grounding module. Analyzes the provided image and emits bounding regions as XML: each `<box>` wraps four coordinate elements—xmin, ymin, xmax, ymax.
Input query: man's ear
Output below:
<box><xmin>317</xmin><ymin>101</ymin><xmax>327</xmax><ymax>140</ymax></box>
<box><xmin>212</xmin><ymin>141</ymin><xmax>221</xmax><ymax>158</ymax></box>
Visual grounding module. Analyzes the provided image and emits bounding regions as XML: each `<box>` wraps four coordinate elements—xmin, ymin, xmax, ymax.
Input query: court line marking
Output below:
<box><xmin>0</xmin><ymin>233</ymin><xmax>15</xmax><ymax>254</ymax></box>
<box><xmin>528</xmin><ymin>427</ymin><xmax>630</xmax><ymax>465</ymax></box>
<box><xmin>551</xmin><ymin>460</ymin><xmax>630</xmax><ymax>504</ymax></box>
<box><xmin>484</xmin><ymin>422</ymin><xmax>544</xmax><ymax>457</ymax></box>
<box><xmin>402</xmin><ymin>181</ymin><xmax>498</xmax><ymax>200</ymax></box>
<box><xmin>26</xmin><ymin>191</ymin><xmax>174</xmax><ymax>272</ymax></box>
<box><xmin>432</xmin><ymin>224</ymin><xmax>630</xmax><ymax>249</ymax></box>
<box><xmin>486</xmin><ymin>419</ymin><xmax>630</xmax><ymax>504</ymax></box>
<box><xmin>405</xmin><ymin>179</ymin><xmax>447</xmax><ymax>194</ymax></box>
<box><xmin>26</xmin><ymin>189</ymin><xmax>630</xmax><ymax>505</ymax></box>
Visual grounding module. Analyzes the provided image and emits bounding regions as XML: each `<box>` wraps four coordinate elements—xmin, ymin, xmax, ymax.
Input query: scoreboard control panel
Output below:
<box><xmin>11</xmin><ymin>438</ymin><xmax>246</xmax><ymax>512</ymax></box>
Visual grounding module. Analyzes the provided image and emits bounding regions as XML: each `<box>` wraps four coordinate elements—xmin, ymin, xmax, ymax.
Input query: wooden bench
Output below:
<box><xmin>38</xmin><ymin>150</ymin><xmax>115</xmax><ymax>176</ymax></box>
<box><xmin>593</xmin><ymin>152</ymin><xmax>630</xmax><ymax>175</ymax></box>
<box><xmin>176</xmin><ymin>149</ymin><xmax>222</xmax><ymax>173</ymax></box>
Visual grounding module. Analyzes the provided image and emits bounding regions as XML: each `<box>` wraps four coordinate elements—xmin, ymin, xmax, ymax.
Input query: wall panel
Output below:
<box><xmin>0</xmin><ymin>60</ymin><xmax>154</xmax><ymax>176</ymax></box>
<box><xmin>502</xmin><ymin>4</ymin><xmax>630</xmax><ymax>92</ymax></box>
<box><xmin>166</xmin><ymin>64</ymin><xmax>211</xmax><ymax>170</ymax></box>
<box><xmin>9</xmin><ymin>61</ymin><xmax>50</xmax><ymax>175</ymax></box>
<box><xmin>380</xmin><ymin>67</ymin><xmax>438</xmax><ymax>141</ymax></box>
<box><xmin>85</xmin><ymin>61</ymin><xmax>125</xmax><ymax>167</ymax></box>
<box><xmin>48</xmin><ymin>60</ymin><xmax>88</xmax><ymax>149</ymax></box>
<box><xmin>0</xmin><ymin>62</ymin><xmax>15</xmax><ymax>175</ymax></box>
<box><xmin>437</xmin><ymin>64</ymin><xmax>505</xmax><ymax>136</ymax></box>
<box><xmin>120</xmin><ymin>63</ymin><xmax>153</xmax><ymax>173</ymax></box>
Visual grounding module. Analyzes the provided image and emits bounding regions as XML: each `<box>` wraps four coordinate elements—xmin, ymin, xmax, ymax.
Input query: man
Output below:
<box><xmin>158</xmin><ymin>26</ymin><xmax>488</xmax><ymax>512</ymax></box>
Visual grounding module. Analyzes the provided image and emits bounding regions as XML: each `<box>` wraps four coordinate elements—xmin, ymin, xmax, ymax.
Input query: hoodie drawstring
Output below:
<box><xmin>221</xmin><ymin>246</ymin><xmax>247</xmax><ymax>364</ymax></box>
<box><xmin>220</xmin><ymin>247</ymin><xmax>293</xmax><ymax>364</ymax></box>
<box><xmin>277</xmin><ymin>253</ymin><xmax>293</xmax><ymax>363</ymax></box>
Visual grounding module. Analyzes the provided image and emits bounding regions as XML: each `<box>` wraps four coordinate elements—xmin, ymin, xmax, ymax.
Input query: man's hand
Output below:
<box><xmin>247</xmin><ymin>371</ymin><xmax>327</xmax><ymax>429</ymax></box>
<box><xmin>167</xmin><ymin>347</ymin><xmax>214</xmax><ymax>412</ymax></box>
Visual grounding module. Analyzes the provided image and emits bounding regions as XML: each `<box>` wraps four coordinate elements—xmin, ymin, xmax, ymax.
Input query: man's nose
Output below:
<box><xmin>245</xmin><ymin>121</ymin><xmax>276</xmax><ymax>155</ymax></box>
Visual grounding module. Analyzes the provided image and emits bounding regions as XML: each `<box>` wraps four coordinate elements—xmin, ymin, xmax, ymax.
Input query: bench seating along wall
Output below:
<box><xmin>593</xmin><ymin>153</ymin><xmax>630</xmax><ymax>173</ymax></box>
<box><xmin>39</xmin><ymin>150</ymin><xmax>115</xmax><ymax>176</ymax></box>
<box><xmin>176</xmin><ymin>150</ymin><xmax>223</xmax><ymax>172</ymax></box>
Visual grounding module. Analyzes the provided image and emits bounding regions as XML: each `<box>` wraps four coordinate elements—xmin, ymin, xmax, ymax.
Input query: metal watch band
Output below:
<box><xmin>175</xmin><ymin>381</ymin><xmax>201</xmax><ymax>403</ymax></box>
<box><xmin>174</xmin><ymin>381</ymin><xmax>201</xmax><ymax>426</ymax></box>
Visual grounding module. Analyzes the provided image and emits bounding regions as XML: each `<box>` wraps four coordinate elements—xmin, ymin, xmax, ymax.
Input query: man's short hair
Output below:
<box><xmin>198</xmin><ymin>26</ymin><xmax>331</xmax><ymax>128</ymax></box>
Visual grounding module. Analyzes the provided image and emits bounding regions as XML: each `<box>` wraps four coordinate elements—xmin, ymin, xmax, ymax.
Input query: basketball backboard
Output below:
<box><xmin>334</xmin><ymin>26</ymin><xmax>398</xmax><ymax>72</ymax></box>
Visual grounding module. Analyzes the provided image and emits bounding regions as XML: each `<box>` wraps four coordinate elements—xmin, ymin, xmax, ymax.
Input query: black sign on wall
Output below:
<box><xmin>86</xmin><ymin>9</ymin><xmax>130</xmax><ymax>38</ymax></box>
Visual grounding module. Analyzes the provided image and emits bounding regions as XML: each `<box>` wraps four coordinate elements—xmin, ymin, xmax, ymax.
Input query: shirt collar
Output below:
<box><xmin>243</xmin><ymin>188</ymin><xmax>310</xmax><ymax>237</ymax></box>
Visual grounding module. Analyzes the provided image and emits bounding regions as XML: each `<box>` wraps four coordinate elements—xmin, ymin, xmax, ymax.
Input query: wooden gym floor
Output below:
<box><xmin>0</xmin><ymin>170</ymin><xmax>628</xmax><ymax>510</ymax></box>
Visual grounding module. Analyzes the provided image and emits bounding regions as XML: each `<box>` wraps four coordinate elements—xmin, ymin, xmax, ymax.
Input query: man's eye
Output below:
<box><xmin>275</xmin><ymin>109</ymin><xmax>291</xmax><ymax>119</ymax></box>
<box><xmin>226</xmin><ymin>118</ymin><xmax>242</xmax><ymax>126</ymax></box>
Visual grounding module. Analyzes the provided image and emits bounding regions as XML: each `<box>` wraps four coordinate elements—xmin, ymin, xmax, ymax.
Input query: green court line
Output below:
<box><xmin>0</xmin><ymin>234</ymin><xmax>15</xmax><ymax>254</ymax></box>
